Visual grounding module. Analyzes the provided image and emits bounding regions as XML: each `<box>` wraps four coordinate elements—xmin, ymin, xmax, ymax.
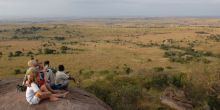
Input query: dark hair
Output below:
<box><xmin>31</xmin><ymin>56</ymin><xmax>34</xmax><ymax>60</ymax></box>
<box><xmin>58</xmin><ymin>65</ymin><xmax>65</xmax><ymax>71</ymax></box>
<box><xmin>44</xmin><ymin>60</ymin><xmax>50</xmax><ymax>66</ymax></box>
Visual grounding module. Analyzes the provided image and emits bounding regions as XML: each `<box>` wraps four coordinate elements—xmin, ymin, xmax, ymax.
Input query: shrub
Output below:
<box><xmin>8</xmin><ymin>52</ymin><xmax>13</xmax><ymax>57</ymax></box>
<box><xmin>207</xmin><ymin>34</ymin><xmax>220</xmax><ymax>42</ymax></box>
<box><xmin>202</xmin><ymin>58</ymin><xmax>211</xmax><ymax>64</ymax></box>
<box><xmin>85</xmin><ymin>80</ymin><xmax>112</xmax><ymax>103</ymax></box>
<box><xmin>147</xmin><ymin>59</ymin><xmax>152</xmax><ymax>62</ymax></box>
<box><xmin>153</xmin><ymin>67</ymin><xmax>164</xmax><ymax>72</ymax></box>
<box><xmin>15</xmin><ymin>26</ymin><xmax>48</xmax><ymax>35</ymax></box>
<box><xmin>160</xmin><ymin>44</ymin><xmax>170</xmax><ymax>50</ymax></box>
<box><xmin>166</xmin><ymin>66</ymin><xmax>173</xmax><ymax>69</ymax></box>
<box><xmin>150</xmin><ymin>73</ymin><xmax>169</xmax><ymax>88</ymax></box>
<box><xmin>60</xmin><ymin>46</ymin><xmax>69</xmax><ymax>51</ymax></box>
<box><xmin>203</xmin><ymin>51</ymin><xmax>213</xmax><ymax>56</ymax></box>
<box><xmin>44</xmin><ymin>48</ymin><xmax>56</xmax><ymax>54</ymax></box>
<box><xmin>0</xmin><ymin>52</ymin><xmax>2</xmax><ymax>57</ymax></box>
<box><xmin>207</xmin><ymin>95</ymin><xmax>220</xmax><ymax>110</ymax></box>
<box><xmin>14</xmin><ymin>68</ymin><xmax>21</xmax><ymax>74</ymax></box>
<box><xmin>110</xmin><ymin>76</ymin><xmax>143</xmax><ymax>110</ymax></box>
<box><xmin>54</xmin><ymin>36</ymin><xmax>65</xmax><ymax>41</ymax></box>
<box><xmin>85</xmin><ymin>76</ymin><xmax>143</xmax><ymax>110</ymax></box>
<box><xmin>123</xmin><ymin>64</ymin><xmax>133</xmax><ymax>74</ymax></box>
<box><xmin>170</xmin><ymin>73</ymin><xmax>188</xmax><ymax>88</ymax></box>
<box><xmin>26</xmin><ymin>51</ymin><xmax>33</xmax><ymax>56</ymax></box>
<box><xmin>38</xmin><ymin>48</ymin><xmax>42</xmax><ymax>54</ymax></box>
<box><xmin>14</xmin><ymin>51</ymin><xmax>23</xmax><ymax>56</ymax></box>
<box><xmin>184</xmin><ymin>84</ymin><xmax>207</xmax><ymax>108</ymax></box>
<box><xmin>195</xmin><ymin>31</ymin><xmax>209</xmax><ymax>34</ymax></box>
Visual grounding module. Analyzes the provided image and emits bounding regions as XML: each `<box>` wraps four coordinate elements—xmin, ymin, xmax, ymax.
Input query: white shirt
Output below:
<box><xmin>45</xmin><ymin>68</ymin><xmax>55</xmax><ymax>85</ymax></box>
<box><xmin>55</xmin><ymin>71</ymin><xmax>69</xmax><ymax>85</ymax></box>
<box><xmin>26</xmin><ymin>82</ymin><xmax>40</xmax><ymax>102</ymax></box>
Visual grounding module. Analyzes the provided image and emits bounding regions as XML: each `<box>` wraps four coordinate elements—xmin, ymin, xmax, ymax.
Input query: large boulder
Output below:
<box><xmin>0</xmin><ymin>78</ymin><xmax>111</xmax><ymax>110</ymax></box>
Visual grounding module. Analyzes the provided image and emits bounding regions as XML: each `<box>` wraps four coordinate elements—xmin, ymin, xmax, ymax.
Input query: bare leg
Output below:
<box><xmin>40</xmin><ymin>84</ymin><xmax>50</xmax><ymax>92</ymax></box>
<box><xmin>52</xmin><ymin>91</ymin><xmax>69</xmax><ymax>98</ymax></box>
<box><xmin>37</xmin><ymin>91</ymin><xmax>60</xmax><ymax>102</ymax></box>
<box><xmin>38</xmin><ymin>91</ymin><xmax>52</xmax><ymax>100</ymax></box>
<box><xmin>49</xmin><ymin>95</ymin><xmax>59</xmax><ymax>101</ymax></box>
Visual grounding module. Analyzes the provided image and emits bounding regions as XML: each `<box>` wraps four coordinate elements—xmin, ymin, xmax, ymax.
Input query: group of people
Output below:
<box><xmin>23</xmin><ymin>58</ymin><xmax>75</xmax><ymax>105</ymax></box>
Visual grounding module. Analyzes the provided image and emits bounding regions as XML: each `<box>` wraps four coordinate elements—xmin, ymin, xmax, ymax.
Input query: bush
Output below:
<box><xmin>160</xmin><ymin>44</ymin><xmax>170</xmax><ymax>50</ymax></box>
<box><xmin>38</xmin><ymin>48</ymin><xmax>42</xmax><ymax>54</ymax></box>
<box><xmin>26</xmin><ymin>51</ymin><xmax>33</xmax><ymax>56</ymax></box>
<box><xmin>147</xmin><ymin>59</ymin><xmax>152</xmax><ymax>62</ymax></box>
<box><xmin>207</xmin><ymin>96</ymin><xmax>220</xmax><ymax>110</ymax></box>
<box><xmin>153</xmin><ymin>67</ymin><xmax>164</xmax><ymax>72</ymax></box>
<box><xmin>14</xmin><ymin>68</ymin><xmax>21</xmax><ymax>74</ymax></box>
<box><xmin>170</xmin><ymin>73</ymin><xmax>188</xmax><ymax>88</ymax></box>
<box><xmin>123</xmin><ymin>64</ymin><xmax>133</xmax><ymax>74</ymax></box>
<box><xmin>0</xmin><ymin>52</ymin><xmax>2</xmax><ymax>57</ymax></box>
<box><xmin>60</xmin><ymin>46</ymin><xmax>71</xmax><ymax>54</ymax></box>
<box><xmin>166</xmin><ymin>66</ymin><xmax>173</xmax><ymax>69</ymax></box>
<box><xmin>54</xmin><ymin>36</ymin><xmax>65</xmax><ymax>41</ymax></box>
<box><xmin>85</xmin><ymin>76</ymin><xmax>143</xmax><ymax>110</ymax></box>
<box><xmin>202</xmin><ymin>58</ymin><xmax>211</xmax><ymax>64</ymax></box>
<box><xmin>14</xmin><ymin>51</ymin><xmax>23</xmax><ymax>57</ymax></box>
<box><xmin>150</xmin><ymin>73</ymin><xmax>169</xmax><ymax>88</ymax></box>
<box><xmin>85</xmin><ymin>80</ymin><xmax>112</xmax><ymax>103</ymax></box>
<box><xmin>8</xmin><ymin>52</ymin><xmax>13</xmax><ymax>57</ymax></box>
<box><xmin>60</xmin><ymin>46</ymin><xmax>69</xmax><ymax>51</ymax></box>
<box><xmin>44</xmin><ymin>48</ymin><xmax>56</xmax><ymax>54</ymax></box>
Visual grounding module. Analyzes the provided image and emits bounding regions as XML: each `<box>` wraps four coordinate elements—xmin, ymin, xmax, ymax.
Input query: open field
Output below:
<box><xmin>1</xmin><ymin>18</ymin><xmax>220</xmax><ymax>109</ymax></box>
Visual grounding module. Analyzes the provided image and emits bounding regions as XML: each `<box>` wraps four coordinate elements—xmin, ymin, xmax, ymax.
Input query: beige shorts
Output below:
<box><xmin>28</xmin><ymin>96</ymin><xmax>40</xmax><ymax>105</ymax></box>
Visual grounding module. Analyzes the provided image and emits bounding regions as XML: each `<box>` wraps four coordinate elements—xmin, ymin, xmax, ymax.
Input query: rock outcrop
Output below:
<box><xmin>0</xmin><ymin>78</ymin><xmax>112</xmax><ymax>110</ymax></box>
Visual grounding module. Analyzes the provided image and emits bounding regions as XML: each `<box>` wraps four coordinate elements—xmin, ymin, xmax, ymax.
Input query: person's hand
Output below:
<box><xmin>26</xmin><ymin>81</ymin><xmax>31</xmax><ymax>87</ymax></box>
<box><xmin>69</xmin><ymin>77</ymin><xmax>76</xmax><ymax>82</ymax></box>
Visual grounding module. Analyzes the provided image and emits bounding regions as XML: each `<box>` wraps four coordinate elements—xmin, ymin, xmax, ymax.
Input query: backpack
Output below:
<box><xmin>16</xmin><ymin>84</ymin><xmax>26</xmax><ymax>92</ymax></box>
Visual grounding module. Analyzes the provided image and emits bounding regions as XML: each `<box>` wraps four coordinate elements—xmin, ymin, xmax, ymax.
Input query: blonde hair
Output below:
<box><xmin>27</xmin><ymin>60</ymin><xmax>37</xmax><ymax>67</ymax></box>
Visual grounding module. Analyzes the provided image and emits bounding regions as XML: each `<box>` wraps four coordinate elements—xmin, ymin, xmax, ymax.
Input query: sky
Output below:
<box><xmin>0</xmin><ymin>0</ymin><xmax>220</xmax><ymax>19</ymax></box>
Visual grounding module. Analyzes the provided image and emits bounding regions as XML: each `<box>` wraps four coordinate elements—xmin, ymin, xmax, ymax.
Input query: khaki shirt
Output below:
<box><xmin>55</xmin><ymin>71</ymin><xmax>69</xmax><ymax>85</ymax></box>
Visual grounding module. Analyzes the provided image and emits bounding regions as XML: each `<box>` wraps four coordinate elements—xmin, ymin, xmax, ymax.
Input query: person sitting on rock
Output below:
<box><xmin>22</xmin><ymin>59</ymin><xmax>38</xmax><ymax>86</ymax></box>
<box><xmin>55</xmin><ymin>65</ymin><xmax>75</xmax><ymax>90</ymax></box>
<box><xmin>26</xmin><ymin>68</ymin><xmax>69</xmax><ymax>105</ymax></box>
<box><xmin>43</xmin><ymin>60</ymin><xmax>56</xmax><ymax>89</ymax></box>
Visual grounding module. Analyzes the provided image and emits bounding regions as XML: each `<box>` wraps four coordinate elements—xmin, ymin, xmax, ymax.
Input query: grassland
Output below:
<box><xmin>1</xmin><ymin>18</ymin><xmax>220</xmax><ymax>109</ymax></box>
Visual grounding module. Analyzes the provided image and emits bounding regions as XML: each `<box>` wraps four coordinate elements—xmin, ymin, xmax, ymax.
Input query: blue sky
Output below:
<box><xmin>0</xmin><ymin>0</ymin><xmax>220</xmax><ymax>18</ymax></box>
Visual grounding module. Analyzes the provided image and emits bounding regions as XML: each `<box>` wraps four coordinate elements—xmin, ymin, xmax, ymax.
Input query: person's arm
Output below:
<box><xmin>32</xmin><ymin>83</ymin><xmax>42</xmax><ymax>98</ymax></box>
<box><xmin>65</xmin><ymin>72</ymin><xmax>76</xmax><ymax>82</ymax></box>
<box><xmin>32</xmin><ymin>83</ymin><xmax>40</xmax><ymax>92</ymax></box>
<box><xmin>68</xmin><ymin>76</ymin><xmax>76</xmax><ymax>82</ymax></box>
<box><xmin>60</xmin><ymin>72</ymin><xmax>69</xmax><ymax>80</ymax></box>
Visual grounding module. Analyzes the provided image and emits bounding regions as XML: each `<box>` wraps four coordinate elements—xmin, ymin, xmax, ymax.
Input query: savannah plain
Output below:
<box><xmin>1</xmin><ymin>18</ymin><xmax>220</xmax><ymax>110</ymax></box>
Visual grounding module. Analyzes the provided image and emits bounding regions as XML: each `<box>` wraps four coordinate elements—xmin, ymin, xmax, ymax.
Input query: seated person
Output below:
<box><xmin>55</xmin><ymin>65</ymin><xmax>75</xmax><ymax>90</ymax></box>
<box><xmin>26</xmin><ymin>69</ymin><xmax>69</xmax><ymax>105</ymax></box>
<box><xmin>43</xmin><ymin>60</ymin><xmax>56</xmax><ymax>88</ymax></box>
<box><xmin>22</xmin><ymin>59</ymin><xmax>38</xmax><ymax>86</ymax></box>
